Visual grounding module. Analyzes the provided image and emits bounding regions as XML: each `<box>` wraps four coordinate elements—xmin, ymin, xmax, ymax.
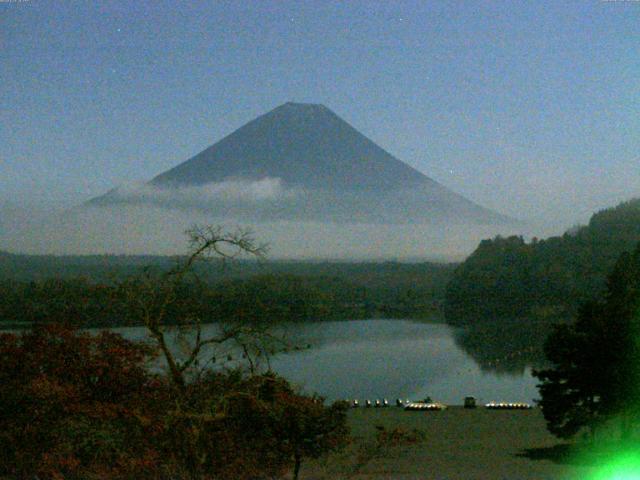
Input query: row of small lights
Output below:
<box><xmin>484</xmin><ymin>402</ymin><xmax>532</xmax><ymax>409</ymax></box>
<box><xmin>346</xmin><ymin>399</ymin><xmax>532</xmax><ymax>410</ymax></box>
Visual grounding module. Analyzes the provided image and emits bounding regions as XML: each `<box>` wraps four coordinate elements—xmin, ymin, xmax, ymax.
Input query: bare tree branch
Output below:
<box><xmin>122</xmin><ymin>224</ymin><xmax>273</xmax><ymax>392</ymax></box>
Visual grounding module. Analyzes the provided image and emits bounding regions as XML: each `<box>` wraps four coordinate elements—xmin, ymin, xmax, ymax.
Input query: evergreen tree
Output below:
<box><xmin>534</xmin><ymin>243</ymin><xmax>640</xmax><ymax>439</ymax></box>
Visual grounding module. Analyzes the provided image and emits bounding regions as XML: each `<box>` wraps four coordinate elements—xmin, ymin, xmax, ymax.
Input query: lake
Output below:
<box><xmin>110</xmin><ymin>319</ymin><xmax>540</xmax><ymax>405</ymax></box>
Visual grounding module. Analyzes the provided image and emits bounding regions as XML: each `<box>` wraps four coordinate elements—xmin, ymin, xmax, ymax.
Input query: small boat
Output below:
<box><xmin>404</xmin><ymin>402</ymin><xmax>447</xmax><ymax>411</ymax></box>
<box><xmin>485</xmin><ymin>402</ymin><xmax>532</xmax><ymax>410</ymax></box>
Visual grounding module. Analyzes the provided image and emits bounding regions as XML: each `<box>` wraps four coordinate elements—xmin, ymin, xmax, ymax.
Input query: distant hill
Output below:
<box><xmin>89</xmin><ymin>102</ymin><xmax>511</xmax><ymax>225</ymax></box>
<box><xmin>0</xmin><ymin>252</ymin><xmax>456</xmax><ymax>328</ymax></box>
<box><xmin>0</xmin><ymin>250</ymin><xmax>452</xmax><ymax>285</ymax></box>
<box><xmin>444</xmin><ymin>198</ymin><xmax>640</xmax><ymax>325</ymax></box>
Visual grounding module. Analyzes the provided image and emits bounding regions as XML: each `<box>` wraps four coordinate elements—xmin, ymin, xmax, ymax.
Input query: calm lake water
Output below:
<box><xmin>109</xmin><ymin>319</ymin><xmax>539</xmax><ymax>405</ymax></box>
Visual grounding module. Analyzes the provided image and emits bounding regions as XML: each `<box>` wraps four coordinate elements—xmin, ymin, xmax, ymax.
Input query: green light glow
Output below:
<box><xmin>589</xmin><ymin>449</ymin><xmax>640</xmax><ymax>480</ymax></box>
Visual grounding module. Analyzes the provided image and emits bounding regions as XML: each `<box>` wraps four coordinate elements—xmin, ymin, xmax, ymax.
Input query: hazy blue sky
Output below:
<box><xmin>2</xmin><ymin>0</ymin><xmax>639</xmax><ymax>227</ymax></box>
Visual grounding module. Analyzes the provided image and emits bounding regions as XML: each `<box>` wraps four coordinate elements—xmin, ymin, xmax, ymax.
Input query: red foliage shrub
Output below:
<box><xmin>0</xmin><ymin>326</ymin><xmax>349</xmax><ymax>480</ymax></box>
<box><xmin>192</xmin><ymin>373</ymin><xmax>349</xmax><ymax>480</ymax></box>
<box><xmin>0</xmin><ymin>324</ymin><xmax>167</xmax><ymax>479</ymax></box>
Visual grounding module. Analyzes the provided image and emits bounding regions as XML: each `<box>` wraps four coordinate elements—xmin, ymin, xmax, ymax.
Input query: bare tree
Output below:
<box><xmin>121</xmin><ymin>225</ymin><xmax>277</xmax><ymax>390</ymax></box>
<box><xmin>118</xmin><ymin>226</ymin><xmax>306</xmax><ymax>478</ymax></box>
<box><xmin>114</xmin><ymin>225</ymin><xmax>351</xmax><ymax>479</ymax></box>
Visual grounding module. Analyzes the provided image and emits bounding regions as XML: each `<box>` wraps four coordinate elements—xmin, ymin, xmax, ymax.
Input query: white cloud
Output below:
<box><xmin>106</xmin><ymin>177</ymin><xmax>298</xmax><ymax>208</ymax></box>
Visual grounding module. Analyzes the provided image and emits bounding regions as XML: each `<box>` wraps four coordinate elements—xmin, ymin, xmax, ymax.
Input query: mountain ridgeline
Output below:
<box><xmin>445</xmin><ymin>199</ymin><xmax>640</xmax><ymax>326</ymax></box>
<box><xmin>89</xmin><ymin>102</ymin><xmax>510</xmax><ymax>225</ymax></box>
<box><xmin>152</xmin><ymin>102</ymin><xmax>427</xmax><ymax>191</ymax></box>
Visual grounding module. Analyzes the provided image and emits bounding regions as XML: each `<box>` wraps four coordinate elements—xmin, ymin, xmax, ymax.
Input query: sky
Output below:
<box><xmin>1</xmin><ymin>0</ymin><xmax>639</xmax><ymax>243</ymax></box>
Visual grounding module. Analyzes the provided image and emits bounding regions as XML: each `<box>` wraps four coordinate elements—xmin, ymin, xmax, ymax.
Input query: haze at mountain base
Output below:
<box><xmin>0</xmin><ymin>204</ymin><xmax>518</xmax><ymax>260</ymax></box>
<box><xmin>2</xmin><ymin>103</ymin><xmax>525</xmax><ymax>259</ymax></box>
<box><xmin>89</xmin><ymin>102</ymin><xmax>513</xmax><ymax>226</ymax></box>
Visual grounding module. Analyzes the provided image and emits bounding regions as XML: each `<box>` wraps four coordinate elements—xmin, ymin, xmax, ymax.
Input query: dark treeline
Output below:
<box><xmin>445</xmin><ymin>199</ymin><xmax>640</xmax><ymax>326</ymax></box>
<box><xmin>535</xmin><ymin>241</ymin><xmax>640</xmax><ymax>441</ymax></box>
<box><xmin>0</xmin><ymin>251</ymin><xmax>454</xmax><ymax>283</ymax></box>
<box><xmin>444</xmin><ymin>199</ymin><xmax>640</xmax><ymax>373</ymax></box>
<box><xmin>0</xmin><ymin>251</ymin><xmax>178</xmax><ymax>281</ymax></box>
<box><xmin>0</xmin><ymin>259</ymin><xmax>455</xmax><ymax>328</ymax></box>
<box><xmin>452</xmin><ymin>319</ymin><xmax>551</xmax><ymax>375</ymax></box>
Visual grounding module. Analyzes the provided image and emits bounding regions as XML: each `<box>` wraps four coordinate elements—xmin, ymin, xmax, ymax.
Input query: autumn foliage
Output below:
<box><xmin>0</xmin><ymin>325</ymin><xmax>349</xmax><ymax>479</ymax></box>
<box><xmin>0</xmin><ymin>227</ymin><xmax>349</xmax><ymax>479</ymax></box>
<box><xmin>0</xmin><ymin>324</ymin><xmax>166</xmax><ymax>478</ymax></box>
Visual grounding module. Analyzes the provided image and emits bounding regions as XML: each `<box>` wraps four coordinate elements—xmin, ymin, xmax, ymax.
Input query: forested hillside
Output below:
<box><xmin>0</xmin><ymin>257</ymin><xmax>455</xmax><ymax>328</ymax></box>
<box><xmin>445</xmin><ymin>199</ymin><xmax>640</xmax><ymax>326</ymax></box>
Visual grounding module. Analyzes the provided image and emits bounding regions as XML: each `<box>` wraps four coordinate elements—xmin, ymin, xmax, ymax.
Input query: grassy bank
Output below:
<box><xmin>299</xmin><ymin>407</ymin><xmax>595</xmax><ymax>479</ymax></box>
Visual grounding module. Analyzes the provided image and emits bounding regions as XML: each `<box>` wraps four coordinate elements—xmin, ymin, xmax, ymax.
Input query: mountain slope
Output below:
<box><xmin>89</xmin><ymin>102</ymin><xmax>511</xmax><ymax>225</ymax></box>
<box><xmin>152</xmin><ymin>102</ymin><xmax>429</xmax><ymax>191</ymax></box>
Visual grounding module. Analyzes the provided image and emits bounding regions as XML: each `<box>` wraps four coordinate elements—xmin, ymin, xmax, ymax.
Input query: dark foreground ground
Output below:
<box><xmin>297</xmin><ymin>407</ymin><xmax>595</xmax><ymax>480</ymax></box>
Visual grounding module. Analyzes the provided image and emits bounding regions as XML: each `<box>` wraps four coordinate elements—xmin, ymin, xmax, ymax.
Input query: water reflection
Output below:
<box><xmin>452</xmin><ymin>320</ymin><xmax>552</xmax><ymax>375</ymax></box>
<box><xmin>110</xmin><ymin>319</ymin><xmax>542</xmax><ymax>405</ymax></box>
<box><xmin>267</xmin><ymin>320</ymin><xmax>540</xmax><ymax>404</ymax></box>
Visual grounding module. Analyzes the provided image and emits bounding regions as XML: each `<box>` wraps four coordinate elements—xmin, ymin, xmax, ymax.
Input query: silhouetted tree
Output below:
<box><xmin>118</xmin><ymin>225</ymin><xmax>350</xmax><ymax>479</ymax></box>
<box><xmin>118</xmin><ymin>226</ymin><xmax>271</xmax><ymax>386</ymax></box>
<box><xmin>534</xmin><ymin>243</ymin><xmax>640</xmax><ymax>440</ymax></box>
<box><xmin>274</xmin><ymin>391</ymin><xmax>349</xmax><ymax>480</ymax></box>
